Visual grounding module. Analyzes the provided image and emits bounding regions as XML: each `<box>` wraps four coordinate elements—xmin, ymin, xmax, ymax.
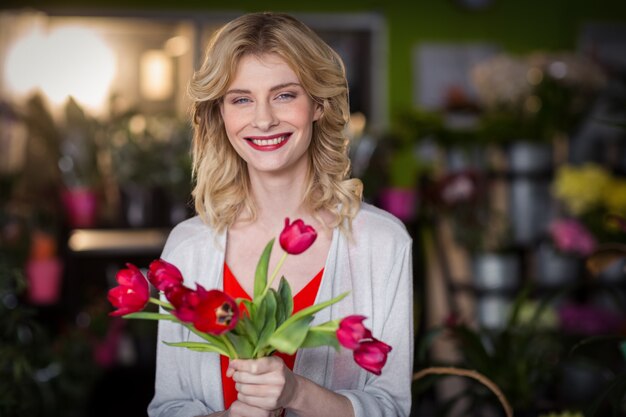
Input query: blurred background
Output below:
<box><xmin>1</xmin><ymin>1</ymin><xmax>626</xmax><ymax>416</ymax></box>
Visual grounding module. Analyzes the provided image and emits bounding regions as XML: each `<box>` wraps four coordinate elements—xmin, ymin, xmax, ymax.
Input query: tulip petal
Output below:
<box><xmin>193</xmin><ymin>289</ymin><xmax>239</xmax><ymax>335</ymax></box>
<box><xmin>337</xmin><ymin>315</ymin><xmax>371</xmax><ymax>350</ymax></box>
<box><xmin>148</xmin><ymin>259</ymin><xmax>184</xmax><ymax>292</ymax></box>
<box><xmin>353</xmin><ymin>339</ymin><xmax>392</xmax><ymax>375</ymax></box>
<box><xmin>279</xmin><ymin>218</ymin><xmax>317</xmax><ymax>255</ymax></box>
<box><xmin>107</xmin><ymin>263</ymin><xmax>149</xmax><ymax>316</ymax></box>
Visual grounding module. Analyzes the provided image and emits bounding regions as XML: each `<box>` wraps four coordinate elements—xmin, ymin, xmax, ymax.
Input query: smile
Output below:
<box><xmin>245</xmin><ymin>133</ymin><xmax>291</xmax><ymax>151</ymax></box>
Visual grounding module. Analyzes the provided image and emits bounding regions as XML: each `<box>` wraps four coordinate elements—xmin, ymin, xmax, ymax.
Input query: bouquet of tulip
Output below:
<box><xmin>107</xmin><ymin>218</ymin><xmax>392</xmax><ymax>375</ymax></box>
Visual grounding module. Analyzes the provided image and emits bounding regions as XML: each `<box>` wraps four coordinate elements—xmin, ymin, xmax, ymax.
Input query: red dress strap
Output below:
<box><xmin>220</xmin><ymin>262</ymin><xmax>324</xmax><ymax>410</ymax></box>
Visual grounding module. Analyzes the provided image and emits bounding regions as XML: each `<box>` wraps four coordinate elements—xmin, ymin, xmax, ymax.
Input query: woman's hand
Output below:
<box><xmin>224</xmin><ymin>400</ymin><xmax>283</xmax><ymax>417</ymax></box>
<box><xmin>227</xmin><ymin>356</ymin><xmax>298</xmax><ymax>413</ymax></box>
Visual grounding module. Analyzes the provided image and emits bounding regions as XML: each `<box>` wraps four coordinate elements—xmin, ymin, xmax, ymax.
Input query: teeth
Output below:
<box><xmin>251</xmin><ymin>135</ymin><xmax>287</xmax><ymax>146</ymax></box>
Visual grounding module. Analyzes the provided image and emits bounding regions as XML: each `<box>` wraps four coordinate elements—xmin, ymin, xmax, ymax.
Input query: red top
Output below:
<box><xmin>221</xmin><ymin>262</ymin><xmax>324</xmax><ymax>410</ymax></box>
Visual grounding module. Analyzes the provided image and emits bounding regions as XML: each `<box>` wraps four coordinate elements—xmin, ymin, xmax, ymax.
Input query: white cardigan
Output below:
<box><xmin>147</xmin><ymin>202</ymin><xmax>414</xmax><ymax>417</ymax></box>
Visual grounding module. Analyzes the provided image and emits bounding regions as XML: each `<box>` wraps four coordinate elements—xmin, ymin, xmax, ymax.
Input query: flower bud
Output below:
<box><xmin>108</xmin><ymin>263</ymin><xmax>149</xmax><ymax>316</ymax></box>
<box><xmin>279</xmin><ymin>218</ymin><xmax>317</xmax><ymax>255</ymax></box>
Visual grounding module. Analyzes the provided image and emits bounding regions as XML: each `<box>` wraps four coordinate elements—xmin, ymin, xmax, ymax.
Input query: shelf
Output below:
<box><xmin>67</xmin><ymin>228</ymin><xmax>170</xmax><ymax>257</ymax></box>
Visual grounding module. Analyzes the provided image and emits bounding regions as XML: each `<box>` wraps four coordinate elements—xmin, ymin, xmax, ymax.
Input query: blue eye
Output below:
<box><xmin>277</xmin><ymin>93</ymin><xmax>296</xmax><ymax>101</ymax></box>
<box><xmin>232</xmin><ymin>97</ymin><xmax>251</xmax><ymax>104</ymax></box>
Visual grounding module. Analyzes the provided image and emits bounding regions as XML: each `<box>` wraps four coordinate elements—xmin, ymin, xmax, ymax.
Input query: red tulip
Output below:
<box><xmin>193</xmin><ymin>289</ymin><xmax>239</xmax><ymax>335</ymax></box>
<box><xmin>337</xmin><ymin>315</ymin><xmax>372</xmax><ymax>350</ymax></box>
<box><xmin>165</xmin><ymin>285</ymin><xmax>203</xmax><ymax>323</ymax></box>
<box><xmin>108</xmin><ymin>263</ymin><xmax>150</xmax><ymax>316</ymax></box>
<box><xmin>279</xmin><ymin>218</ymin><xmax>317</xmax><ymax>255</ymax></box>
<box><xmin>353</xmin><ymin>339</ymin><xmax>392</xmax><ymax>376</ymax></box>
<box><xmin>148</xmin><ymin>259</ymin><xmax>184</xmax><ymax>292</ymax></box>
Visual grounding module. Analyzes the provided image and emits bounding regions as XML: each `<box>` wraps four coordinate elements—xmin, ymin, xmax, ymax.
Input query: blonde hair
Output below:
<box><xmin>188</xmin><ymin>12</ymin><xmax>362</xmax><ymax>233</ymax></box>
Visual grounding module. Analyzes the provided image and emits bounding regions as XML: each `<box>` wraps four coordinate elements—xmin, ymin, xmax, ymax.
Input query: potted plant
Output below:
<box><xmin>470</xmin><ymin>51</ymin><xmax>607</xmax><ymax>172</ymax></box>
<box><xmin>423</xmin><ymin>168</ymin><xmax>520</xmax><ymax>329</ymax></box>
<box><xmin>59</xmin><ymin>97</ymin><xmax>103</xmax><ymax>228</ymax></box>
<box><xmin>535</xmin><ymin>218</ymin><xmax>596</xmax><ymax>288</ymax></box>
<box><xmin>106</xmin><ymin>112</ymin><xmax>193</xmax><ymax>228</ymax></box>
<box><xmin>552</xmin><ymin>162</ymin><xmax>626</xmax><ymax>282</ymax></box>
<box><xmin>414</xmin><ymin>287</ymin><xmax>565</xmax><ymax>416</ymax></box>
<box><xmin>374</xmin><ymin>110</ymin><xmax>441</xmax><ymax>222</ymax></box>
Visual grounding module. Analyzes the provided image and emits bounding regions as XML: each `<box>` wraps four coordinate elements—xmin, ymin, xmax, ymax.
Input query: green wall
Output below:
<box><xmin>3</xmin><ymin>0</ymin><xmax>626</xmax><ymax>120</ymax></box>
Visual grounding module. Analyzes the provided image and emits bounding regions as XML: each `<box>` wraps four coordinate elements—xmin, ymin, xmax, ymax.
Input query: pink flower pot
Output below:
<box><xmin>378</xmin><ymin>188</ymin><xmax>417</xmax><ymax>222</ymax></box>
<box><xmin>26</xmin><ymin>257</ymin><xmax>64</xmax><ymax>305</ymax></box>
<box><xmin>62</xmin><ymin>187</ymin><xmax>98</xmax><ymax>228</ymax></box>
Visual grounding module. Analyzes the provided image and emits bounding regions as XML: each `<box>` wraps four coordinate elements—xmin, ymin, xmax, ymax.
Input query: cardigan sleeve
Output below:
<box><xmin>147</xmin><ymin>221</ymin><xmax>220</xmax><ymax>417</ymax></box>
<box><xmin>147</xmin><ymin>319</ymin><xmax>216</xmax><ymax>417</ymax></box>
<box><xmin>336</xmin><ymin>240</ymin><xmax>414</xmax><ymax>417</ymax></box>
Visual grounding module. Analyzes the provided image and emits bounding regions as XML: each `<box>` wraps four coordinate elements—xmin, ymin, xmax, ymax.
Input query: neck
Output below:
<box><xmin>247</xmin><ymin>169</ymin><xmax>311</xmax><ymax>232</ymax></box>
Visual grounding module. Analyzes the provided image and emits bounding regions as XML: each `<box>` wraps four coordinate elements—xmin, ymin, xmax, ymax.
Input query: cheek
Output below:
<box><xmin>286</xmin><ymin>103</ymin><xmax>319</xmax><ymax>126</ymax></box>
<box><xmin>221</xmin><ymin>109</ymin><xmax>244</xmax><ymax>138</ymax></box>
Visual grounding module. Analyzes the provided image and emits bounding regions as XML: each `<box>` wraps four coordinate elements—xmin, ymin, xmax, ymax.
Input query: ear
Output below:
<box><xmin>313</xmin><ymin>102</ymin><xmax>323</xmax><ymax>122</ymax></box>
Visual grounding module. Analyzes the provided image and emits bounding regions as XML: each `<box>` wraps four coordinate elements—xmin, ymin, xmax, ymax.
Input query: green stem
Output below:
<box><xmin>262</xmin><ymin>252</ymin><xmax>288</xmax><ymax>297</ymax></box>
<box><xmin>150</xmin><ymin>297</ymin><xmax>173</xmax><ymax>310</ymax></box>
<box><xmin>222</xmin><ymin>334</ymin><xmax>239</xmax><ymax>359</ymax></box>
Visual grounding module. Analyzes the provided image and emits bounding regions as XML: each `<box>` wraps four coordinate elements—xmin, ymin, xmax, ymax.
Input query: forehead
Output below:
<box><xmin>229</xmin><ymin>53</ymin><xmax>300</xmax><ymax>86</ymax></box>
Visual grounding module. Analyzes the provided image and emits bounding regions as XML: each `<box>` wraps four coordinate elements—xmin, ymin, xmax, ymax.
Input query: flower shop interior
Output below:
<box><xmin>1</xmin><ymin>0</ymin><xmax>626</xmax><ymax>416</ymax></box>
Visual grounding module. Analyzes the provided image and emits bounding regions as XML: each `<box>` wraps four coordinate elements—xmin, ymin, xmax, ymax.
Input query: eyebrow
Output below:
<box><xmin>224</xmin><ymin>82</ymin><xmax>302</xmax><ymax>96</ymax></box>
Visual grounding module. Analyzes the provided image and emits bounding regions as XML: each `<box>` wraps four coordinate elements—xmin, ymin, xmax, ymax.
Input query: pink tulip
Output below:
<box><xmin>337</xmin><ymin>315</ymin><xmax>393</xmax><ymax>375</ymax></box>
<box><xmin>337</xmin><ymin>315</ymin><xmax>372</xmax><ymax>350</ymax></box>
<box><xmin>148</xmin><ymin>259</ymin><xmax>184</xmax><ymax>292</ymax></box>
<box><xmin>353</xmin><ymin>339</ymin><xmax>392</xmax><ymax>376</ymax></box>
<box><xmin>108</xmin><ymin>263</ymin><xmax>150</xmax><ymax>316</ymax></box>
<box><xmin>279</xmin><ymin>218</ymin><xmax>317</xmax><ymax>255</ymax></box>
<box><xmin>193</xmin><ymin>289</ymin><xmax>239</xmax><ymax>335</ymax></box>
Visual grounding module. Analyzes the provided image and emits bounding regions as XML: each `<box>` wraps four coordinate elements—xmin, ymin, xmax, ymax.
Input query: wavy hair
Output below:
<box><xmin>188</xmin><ymin>12</ymin><xmax>362</xmax><ymax>233</ymax></box>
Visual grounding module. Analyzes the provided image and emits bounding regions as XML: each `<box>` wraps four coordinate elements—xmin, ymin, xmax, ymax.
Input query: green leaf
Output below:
<box><xmin>227</xmin><ymin>332</ymin><xmax>254</xmax><ymax>359</ymax></box>
<box><xmin>255</xmin><ymin>290</ymin><xmax>278</xmax><ymax>356</ymax></box>
<box><xmin>252</xmin><ymin>293</ymin><xmax>268</xmax><ymax>333</ymax></box>
<box><xmin>254</xmin><ymin>239</ymin><xmax>274</xmax><ymax>300</ymax></box>
<box><xmin>278</xmin><ymin>291</ymin><xmax>349</xmax><ymax>333</ymax></box>
<box><xmin>584</xmin><ymin>372</ymin><xmax>626</xmax><ymax>417</ymax></box>
<box><xmin>300</xmin><ymin>320</ymin><xmax>340</xmax><ymax>350</ymax></box>
<box><xmin>164</xmin><ymin>341</ymin><xmax>230</xmax><ymax>356</ymax></box>
<box><xmin>416</xmin><ymin>327</ymin><xmax>444</xmax><ymax>363</ymax></box>
<box><xmin>455</xmin><ymin>324</ymin><xmax>493</xmax><ymax>373</ymax></box>
<box><xmin>276</xmin><ymin>277</ymin><xmax>293</xmax><ymax>326</ymax></box>
<box><xmin>123</xmin><ymin>312</ymin><xmax>176</xmax><ymax>321</ymax></box>
<box><xmin>187</xmin><ymin>326</ymin><xmax>230</xmax><ymax>353</ymax></box>
<box><xmin>269</xmin><ymin>315</ymin><xmax>314</xmax><ymax>355</ymax></box>
<box><xmin>241</xmin><ymin>299</ymin><xmax>256</xmax><ymax>316</ymax></box>
<box><xmin>237</xmin><ymin>316</ymin><xmax>259</xmax><ymax>346</ymax></box>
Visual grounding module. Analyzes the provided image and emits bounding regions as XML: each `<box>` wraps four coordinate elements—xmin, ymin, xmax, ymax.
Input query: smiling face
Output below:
<box><xmin>220</xmin><ymin>53</ymin><xmax>322</xmax><ymax>179</ymax></box>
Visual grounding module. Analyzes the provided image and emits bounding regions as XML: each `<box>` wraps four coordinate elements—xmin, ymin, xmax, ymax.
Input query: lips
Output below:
<box><xmin>245</xmin><ymin>133</ymin><xmax>291</xmax><ymax>151</ymax></box>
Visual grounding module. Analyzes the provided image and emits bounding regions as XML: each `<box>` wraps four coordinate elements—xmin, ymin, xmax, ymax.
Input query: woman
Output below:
<box><xmin>147</xmin><ymin>12</ymin><xmax>414</xmax><ymax>417</ymax></box>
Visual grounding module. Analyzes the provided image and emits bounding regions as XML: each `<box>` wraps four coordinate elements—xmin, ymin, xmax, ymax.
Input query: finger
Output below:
<box><xmin>230</xmin><ymin>399</ymin><xmax>274</xmax><ymax>417</ymax></box>
<box><xmin>236</xmin><ymin>381</ymin><xmax>281</xmax><ymax>398</ymax></box>
<box><xmin>232</xmin><ymin>369</ymin><xmax>285</xmax><ymax>385</ymax></box>
<box><xmin>237</xmin><ymin>392</ymin><xmax>280</xmax><ymax>411</ymax></box>
<box><xmin>230</xmin><ymin>357</ymin><xmax>281</xmax><ymax>374</ymax></box>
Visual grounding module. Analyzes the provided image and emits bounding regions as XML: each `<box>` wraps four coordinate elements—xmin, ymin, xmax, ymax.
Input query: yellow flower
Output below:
<box><xmin>604</xmin><ymin>177</ymin><xmax>626</xmax><ymax>215</ymax></box>
<box><xmin>553</xmin><ymin>163</ymin><xmax>611</xmax><ymax>215</ymax></box>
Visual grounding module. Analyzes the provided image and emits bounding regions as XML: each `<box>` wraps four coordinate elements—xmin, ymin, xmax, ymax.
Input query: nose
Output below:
<box><xmin>252</xmin><ymin>101</ymin><xmax>278</xmax><ymax>131</ymax></box>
